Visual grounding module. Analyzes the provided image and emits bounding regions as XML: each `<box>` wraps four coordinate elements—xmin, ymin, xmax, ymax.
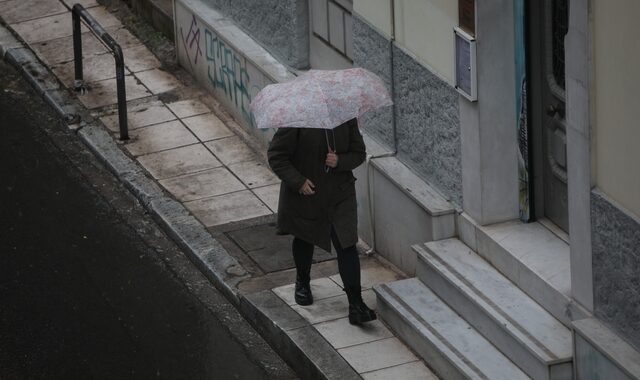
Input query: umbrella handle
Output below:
<box><xmin>324</xmin><ymin>129</ymin><xmax>337</xmax><ymax>173</ymax></box>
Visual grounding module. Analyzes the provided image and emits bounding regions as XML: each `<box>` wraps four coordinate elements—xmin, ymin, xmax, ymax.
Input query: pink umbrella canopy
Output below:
<box><xmin>250</xmin><ymin>68</ymin><xmax>392</xmax><ymax>129</ymax></box>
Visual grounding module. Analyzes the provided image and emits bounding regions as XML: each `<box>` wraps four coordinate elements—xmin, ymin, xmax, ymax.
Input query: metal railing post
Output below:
<box><xmin>71</xmin><ymin>4</ymin><xmax>129</xmax><ymax>140</ymax></box>
<box><xmin>72</xmin><ymin>10</ymin><xmax>83</xmax><ymax>87</ymax></box>
<box><xmin>113</xmin><ymin>45</ymin><xmax>128</xmax><ymax>140</ymax></box>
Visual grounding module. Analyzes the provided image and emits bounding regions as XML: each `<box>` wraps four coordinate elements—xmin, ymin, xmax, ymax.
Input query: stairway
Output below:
<box><xmin>374</xmin><ymin>238</ymin><xmax>573</xmax><ymax>379</ymax></box>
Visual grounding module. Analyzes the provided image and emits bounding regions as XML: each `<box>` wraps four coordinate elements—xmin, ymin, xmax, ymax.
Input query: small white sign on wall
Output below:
<box><xmin>454</xmin><ymin>27</ymin><xmax>477</xmax><ymax>101</ymax></box>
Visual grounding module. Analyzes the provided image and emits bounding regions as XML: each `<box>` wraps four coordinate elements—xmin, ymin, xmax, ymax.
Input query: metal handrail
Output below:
<box><xmin>72</xmin><ymin>4</ymin><xmax>128</xmax><ymax>140</ymax></box>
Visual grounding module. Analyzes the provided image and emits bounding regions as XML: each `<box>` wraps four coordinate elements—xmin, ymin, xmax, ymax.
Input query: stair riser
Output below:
<box><xmin>474</xmin><ymin>228</ymin><xmax>586</xmax><ymax>327</ymax></box>
<box><xmin>416</xmin><ymin>251</ymin><xmax>573</xmax><ymax>380</ymax></box>
<box><xmin>376</xmin><ymin>295</ymin><xmax>471</xmax><ymax>380</ymax></box>
<box><xmin>416</xmin><ymin>255</ymin><xmax>552</xmax><ymax>379</ymax></box>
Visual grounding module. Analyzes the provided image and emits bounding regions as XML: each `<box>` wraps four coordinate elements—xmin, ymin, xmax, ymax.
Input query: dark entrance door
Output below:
<box><xmin>527</xmin><ymin>0</ymin><xmax>569</xmax><ymax>232</ymax></box>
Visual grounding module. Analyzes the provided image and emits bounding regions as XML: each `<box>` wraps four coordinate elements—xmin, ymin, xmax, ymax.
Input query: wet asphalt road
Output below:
<box><xmin>0</xmin><ymin>60</ymin><xmax>295</xmax><ymax>379</ymax></box>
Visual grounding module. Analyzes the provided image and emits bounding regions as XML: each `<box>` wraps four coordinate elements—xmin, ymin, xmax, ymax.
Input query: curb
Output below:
<box><xmin>0</xmin><ymin>22</ymin><xmax>364</xmax><ymax>379</ymax></box>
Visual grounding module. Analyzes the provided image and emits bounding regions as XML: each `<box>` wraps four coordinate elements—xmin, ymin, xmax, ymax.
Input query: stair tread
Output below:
<box><xmin>481</xmin><ymin>220</ymin><xmax>571</xmax><ymax>296</ymax></box>
<box><xmin>370</xmin><ymin>157</ymin><xmax>454</xmax><ymax>216</ymax></box>
<box><xmin>417</xmin><ymin>238</ymin><xmax>572</xmax><ymax>363</ymax></box>
<box><xmin>376</xmin><ymin>278</ymin><xmax>530</xmax><ymax>380</ymax></box>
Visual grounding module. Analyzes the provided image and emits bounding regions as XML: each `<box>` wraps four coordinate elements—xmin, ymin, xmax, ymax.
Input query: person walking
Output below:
<box><xmin>267</xmin><ymin>118</ymin><xmax>376</xmax><ymax>325</ymax></box>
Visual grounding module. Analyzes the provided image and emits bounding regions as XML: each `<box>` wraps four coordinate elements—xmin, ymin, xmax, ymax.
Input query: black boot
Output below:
<box><xmin>345</xmin><ymin>286</ymin><xmax>376</xmax><ymax>325</ymax></box>
<box><xmin>294</xmin><ymin>275</ymin><xmax>313</xmax><ymax>306</ymax></box>
<box><xmin>292</xmin><ymin>238</ymin><xmax>314</xmax><ymax>306</ymax></box>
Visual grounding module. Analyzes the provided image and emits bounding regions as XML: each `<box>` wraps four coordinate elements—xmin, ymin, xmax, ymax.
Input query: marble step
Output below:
<box><xmin>374</xmin><ymin>278</ymin><xmax>530</xmax><ymax>380</ymax></box>
<box><xmin>414</xmin><ymin>239</ymin><xmax>573</xmax><ymax>380</ymax></box>
<box><xmin>456</xmin><ymin>215</ymin><xmax>588</xmax><ymax>327</ymax></box>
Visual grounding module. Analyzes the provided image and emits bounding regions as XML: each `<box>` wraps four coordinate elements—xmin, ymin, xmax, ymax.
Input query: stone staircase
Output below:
<box><xmin>374</xmin><ymin>236</ymin><xmax>574</xmax><ymax>379</ymax></box>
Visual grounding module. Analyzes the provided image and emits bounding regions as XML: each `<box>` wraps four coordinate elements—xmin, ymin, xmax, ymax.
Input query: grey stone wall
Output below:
<box><xmin>204</xmin><ymin>0</ymin><xmax>309</xmax><ymax>69</ymax></box>
<box><xmin>592</xmin><ymin>190</ymin><xmax>640</xmax><ymax>350</ymax></box>
<box><xmin>352</xmin><ymin>15</ymin><xmax>394</xmax><ymax>148</ymax></box>
<box><xmin>393</xmin><ymin>45</ymin><xmax>462</xmax><ymax>206</ymax></box>
<box><xmin>352</xmin><ymin>16</ymin><xmax>462</xmax><ymax>206</ymax></box>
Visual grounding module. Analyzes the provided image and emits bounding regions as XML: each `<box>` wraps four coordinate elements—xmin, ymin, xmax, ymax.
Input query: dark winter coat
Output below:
<box><xmin>267</xmin><ymin>118</ymin><xmax>366</xmax><ymax>252</ymax></box>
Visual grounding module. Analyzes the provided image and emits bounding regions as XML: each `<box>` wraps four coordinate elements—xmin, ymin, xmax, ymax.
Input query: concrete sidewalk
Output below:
<box><xmin>0</xmin><ymin>1</ymin><xmax>438</xmax><ymax>378</ymax></box>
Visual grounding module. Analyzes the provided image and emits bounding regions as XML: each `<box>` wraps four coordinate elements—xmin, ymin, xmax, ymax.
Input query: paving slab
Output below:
<box><xmin>238</xmin><ymin>260</ymin><xmax>341</xmax><ymax>295</ymax></box>
<box><xmin>228</xmin><ymin>160</ymin><xmax>280</xmax><ymax>189</ymax></box>
<box><xmin>31</xmin><ymin>32</ymin><xmax>107</xmax><ymax>66</ymax></box>
<box><xmin>11</xmin><ymin>7</ymin><xmax>122</xmax><ymax>44</ymax></box>
<box><xmin>225</xmin><ymin>223</ymin><xmax>334</xmax><ymax>273</ymax></box>
<box><xmin>362</xmin><ymin>361</ymin><xmax>438</xmax><ymax>380</ymax></box>
<box><xmin>290</xmin><ymin>290</ymin><xmax>376</xmax><ymax>325</ymax></box>
<box><xmin>338</xmin><ymin>337</ymin><xmax>418</xmax><ymax>374</ymax></box>
<box><xmin>100</xmin><ymin>100</ymin><xmax>175</xmax><ymax>131</ymax></box>
<box><xmin>0</xmin><ymin>0</ymin><xmax>67</xmax><ymax>24</ymax></box>
<box><xmin>330</xmin><ymin>264</ymin><xmax>403</xmax><ymax>290</ymax></box>
<box><xmin>11</xmin><ymin>13</ymin><xmax>76</xmax><ymax>43</ymax></box>
<box><xmin>53</xmin><ymin>52</ymin><xmax>126</xmax><ymax>85</ymax></box>
<box><xmin>253</xmin><ymin>184</ymin><xmax>280</xmax><ymax>212</ymax></box>
<box><xmin>166</xmin><ymin>98</ymin><xmax>210</xmax><ymax>118</ymax></box>
<box><xmin>124</xmin><ymin>120</ymin><xmax>197</xmax><ymax>156</ymax></box>
<box><xmin>246</xmin><ymin>245</ymin><xmax>297</xmax><ymax>273</ymax></box>
<box><xmin>314</xmin><ymin>317</ymin><xmax>394</xmax><ymax>350</ymax></box>
<box><xmin>84</xmin><ymin>7</ymin><xmax>121</xmax><ymax>29</ymax></box>
<box><xmin>135</xmin><ymin>68</ymin><xmax>181</xmax><ymax>94</ymax></box>
<box><xmin>181</xmin><ymin>113</ymin><xmax>234</xmax><ymax>142</ymax></box>
<box><xmin>159</xmin><ymin>167</ymin><xmax>246</xmax><ymax>202</ymax></box>
<box><xmin>107</xmin><ymin>26</ymin><xmax>143</xmax><ymax>49</ymax></box>
<box><xmin>123</xmin><ymin>44</ymin><xmax>161</xmax><ymax>72</ymax></box>
<box><xmin>185</xmin><ymin>190</ymin><xmax>272</xmax><ymax>227</ymax></box>
<box><xmin>205</xmin><ymin>136</ymin><xmax>257</xmax><ymax>165</ymax></box>
<box><xmin>136</xmin><ymin>143</ymin><xmax>222</xmax><ymax>180</ymax></box>
<box><xmin>77</xmin><ymin>75</ymin><xmax>151</xmax><ymax>109</ymax></box>
<box><xmin>227</xmin><ymin>223</ymin><xmax>288</xmax><ymax>252</ymax></box>
<box><xmin>274</xmin><ymin>278</ymin><xmax>345</xmax><ymax>307</ymax></box>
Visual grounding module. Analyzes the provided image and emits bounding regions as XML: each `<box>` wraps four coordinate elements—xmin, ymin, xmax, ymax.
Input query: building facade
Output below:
<box><xmin>173</xmin><ymin>0</ymin><xmax>640</xmax><ymax>377</ymax></box>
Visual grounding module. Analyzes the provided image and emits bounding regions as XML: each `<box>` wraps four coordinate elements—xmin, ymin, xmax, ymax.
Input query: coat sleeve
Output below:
<box><xmin>267</xmin><ymin>128</ymin><xmax>306</xmax><ymax>192</ymax></box>
<box><xmin>336</xmin><ymin>120</ymin><xmax>366</xmax><ymax>171</ymax></box>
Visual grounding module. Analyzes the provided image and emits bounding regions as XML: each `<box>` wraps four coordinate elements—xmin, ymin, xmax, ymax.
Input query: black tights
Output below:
<box><xmin>292</xmin><ymin>227</ymin><xmax>361</xmax><ymax>289</ymax></box>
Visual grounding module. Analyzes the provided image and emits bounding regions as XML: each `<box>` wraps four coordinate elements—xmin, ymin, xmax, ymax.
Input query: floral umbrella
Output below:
<box><xmin>250</xmin><ymin>68</ymin><xmax>392</xmax><ymax>130</ymax></box>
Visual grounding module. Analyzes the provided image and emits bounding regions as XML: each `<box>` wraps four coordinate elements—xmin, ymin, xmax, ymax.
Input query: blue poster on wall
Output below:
<box><xmin>514</xmin><ymin>0</ymin><xmax>530</xmax><ymax>222</ymax></box>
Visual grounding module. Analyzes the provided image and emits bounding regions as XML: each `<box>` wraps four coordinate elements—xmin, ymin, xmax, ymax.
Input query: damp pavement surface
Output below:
<box><xmin>0</xmin><ymin>60</ymin><xmax>296</xmax><ymax>379</ymax></box>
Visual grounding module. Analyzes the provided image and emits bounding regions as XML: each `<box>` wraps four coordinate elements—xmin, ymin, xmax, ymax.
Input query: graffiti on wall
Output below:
<box><xmin>180</xmin><ymin>15</ymin><xmax>203</xmax><ymax>68</ymax></box>
<box><xmin>204</xmin><ymin>29</ymin><xmax>255</xmax><ymax>128</ymax></box>
<box><xmin>176</xmin><ymin>8</ymin><xmax>263</xmax><ymax>130</ymax></box>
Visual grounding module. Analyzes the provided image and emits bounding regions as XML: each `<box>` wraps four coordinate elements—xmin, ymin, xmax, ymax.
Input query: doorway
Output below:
<box><xmin>527</xmin><ymin>0</ymin><xmax>569</xmax><ymax>233</ymax></box>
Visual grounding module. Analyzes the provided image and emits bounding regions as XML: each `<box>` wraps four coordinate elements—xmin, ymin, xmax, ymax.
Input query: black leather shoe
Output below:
<box><xmin>348</xmin><ymin>303</ymin><xmax>377</xmax><ymax>325</ymax></box>
<box><xmin>294</xmin><ymin>282</ymin><xmax>313</xmax><ymax>306</ymax></box>
<box><xmin>345</xmin><ymin>286</ymin><xmax>377</xmax><ymax>325</ymax></box>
